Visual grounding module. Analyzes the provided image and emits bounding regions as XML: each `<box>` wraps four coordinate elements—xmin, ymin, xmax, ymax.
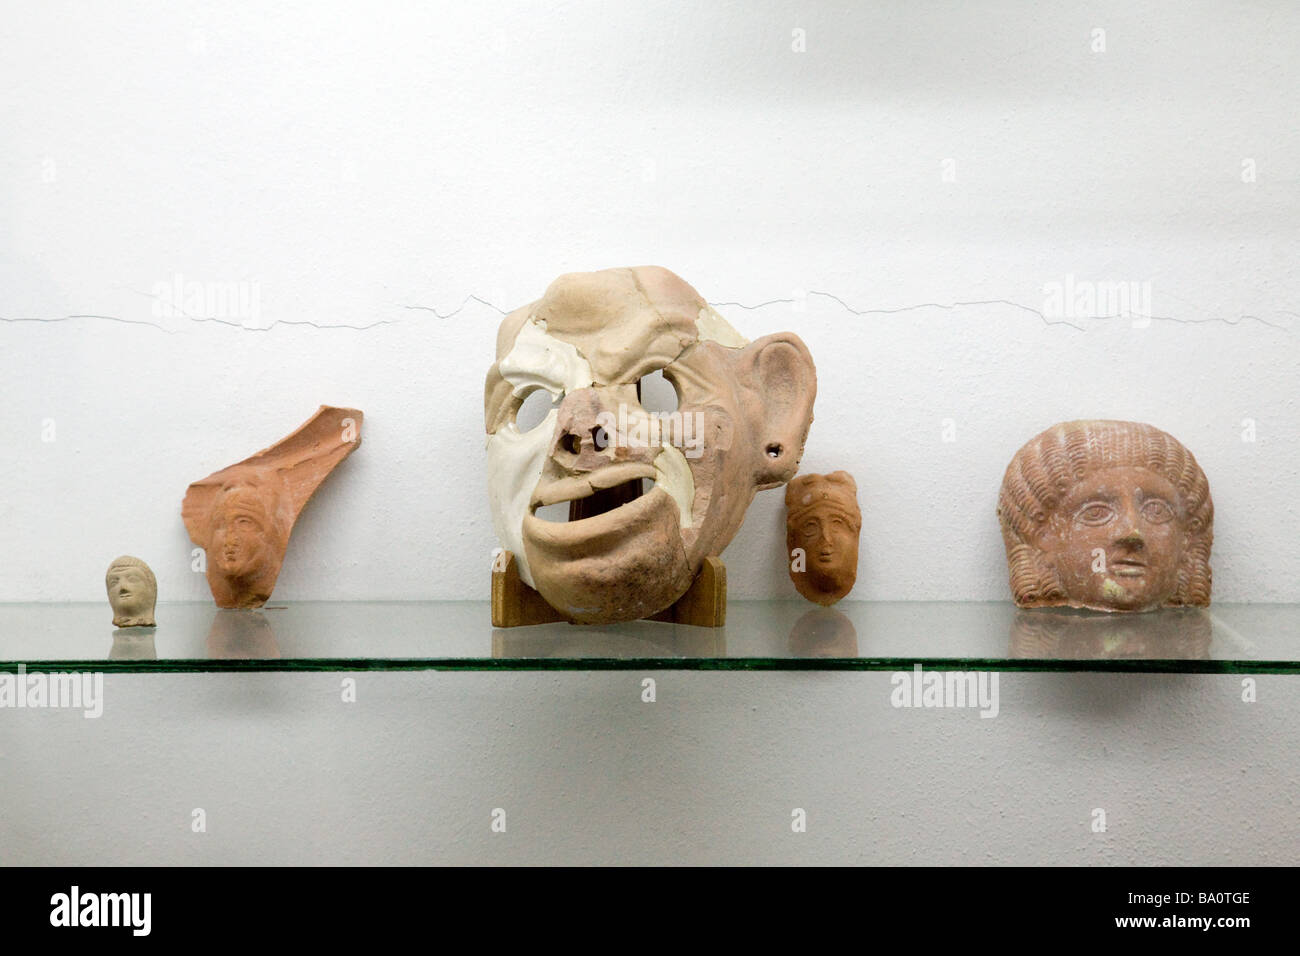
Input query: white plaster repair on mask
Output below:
<box><xmin>498</xmin><ymin>318</ymin><xmax>594</xmax><ymax>399</ymax></box>
<box><xmin>486</xmin><ymin>407</ymin><xmax>557</xmax><ymax>587</ymax></box>
<box><xmin>695</xmin><ymin>305</ymin><xmax>749</xmax><ymax>348</ymax></box>
<box><xmin>653</xmin><ymin>444</ymin><xmax>695</xmax><ymax>530</ymax></box>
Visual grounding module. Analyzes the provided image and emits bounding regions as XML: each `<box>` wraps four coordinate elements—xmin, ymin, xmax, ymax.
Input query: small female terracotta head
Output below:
<box><xmin>785</xmin><ymin>471</ymin><xmax>861</xmax><ymax>606</ymax></box>
<box><xmin>997</xmin><ymin>420</ymin><xmax>1213</xmax><ymax>612</ymax></box>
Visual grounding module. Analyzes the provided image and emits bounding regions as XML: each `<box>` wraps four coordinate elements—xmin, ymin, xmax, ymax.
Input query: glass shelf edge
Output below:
<box><xmin>4</xmin><ymin>657</ymin><xmax>1299</xmax><ymax>675</ymax></box>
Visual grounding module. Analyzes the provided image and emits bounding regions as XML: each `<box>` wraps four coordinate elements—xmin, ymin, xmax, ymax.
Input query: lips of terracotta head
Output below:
<box><xmin>523</xmin><ymin>486</ymin><xmax>694</xmax><ymax>625</ymax></box>
<box><xmin>1109</xmin><ymin>555</ymin><xmax>1147</xmax><ymax>578</ymax></box>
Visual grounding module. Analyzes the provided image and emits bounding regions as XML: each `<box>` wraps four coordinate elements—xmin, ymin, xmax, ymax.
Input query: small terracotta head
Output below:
<box><xmin>785</xmin><ymin>471</ymin><xmax>861</xmax><ymax>605</ymax></box>
<box><xmin>105</xmin><ymin>555</ymin><xmax>157</xmax><ymax>627</ymax></box>
<box><xmin>997</xmin><ymin>420</ymin><xmax>1213</xmax><ymax>612</ymax></box>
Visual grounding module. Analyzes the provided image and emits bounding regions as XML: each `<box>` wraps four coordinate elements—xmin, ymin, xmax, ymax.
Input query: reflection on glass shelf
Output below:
<box><xmin>109</xmin><ymin>629</ymin><xmax>157</xmax><ymax>661</ymax></box>
<box><xmin>0</xmin><ymin>601</ymin><xmax>1294</xmax><ymax>673</ymax></box>
<box><xmin>493</xmin><ymin>621</ymin><xmax>725</xmax><ymax>659</ymax></box>
<box><xmin>1009</xmin><ymin>607</ymin><xmax>1212</xmax><ymax>660</ymax></box>
<box><xmin>207</xmin><ymin>611</ymin><xmax>281</xmax><ymax>660</ymax></box>
<box><xmin>787</xmin><ymin>608</ymin><xmax>859</xmax><ymax>658</ymax></box>
<box><xmin>489</xmin><ymin>608</ymin><xmax>861</xmax><ymax>659</ymax></box>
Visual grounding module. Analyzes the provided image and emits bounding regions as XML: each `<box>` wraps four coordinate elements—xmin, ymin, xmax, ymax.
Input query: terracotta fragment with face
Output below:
<box><xmin>485</xmin><ymin>266</ymin><xmax>816</xmax><ymax>625</ymax></box>
<box><xmin>105</xmin><ymin>555</ymin><xmax>157</xmax><ymax>627</ymax></box>
<box><xmin>182</xmin><ymin>405</ymin><xmax>363</xmax><ymax>609</ymax></box>
<box><xmin>997</xmin><ymin>420</ymin><xmax>1213</xmax><ymax>612</ymax></box>
<box><xmin>785</xmin><ymin>471</ymin><xmax>861</xmax><ymax>605</ymax></box>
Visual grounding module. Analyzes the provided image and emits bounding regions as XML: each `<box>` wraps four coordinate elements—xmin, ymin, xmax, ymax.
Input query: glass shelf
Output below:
<box><xmin>0</xmin><ymin>601</ymin><xmax>1296</xmax><ymax>673</ymax></box>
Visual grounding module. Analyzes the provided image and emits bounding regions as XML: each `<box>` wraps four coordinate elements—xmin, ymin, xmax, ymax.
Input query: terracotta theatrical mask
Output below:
<box><xmin>485</xmin><ymin>266</ymin><xmax>817</xmax><ymax>624</ymax></box>
<box><xmin>183</xmin><ymin>405</ymin><xmax>363</xmax><ymax>609</ymax></box>
<box><xmin>785</xmin><ymin>471</ymin><xmax>860</xmax><ymax>605</ymax></box>
<box><xmin>997</xmin><ymin>420</ymin><xmax>1213</xmax><ymax>612</ymax></box>
<box><xmin>105</xmin><ymin>555</ymin><xmax>157</xmax><ymax>627</ymax></box>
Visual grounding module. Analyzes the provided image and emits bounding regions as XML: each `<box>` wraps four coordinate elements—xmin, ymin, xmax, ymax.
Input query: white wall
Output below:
<box><xmin>2</xmin><ymin>1</ymin><xmax>1297</xmax><ymax>603</ymax></box>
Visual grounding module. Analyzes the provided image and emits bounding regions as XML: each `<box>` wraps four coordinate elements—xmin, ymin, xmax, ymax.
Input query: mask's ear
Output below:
<box><xmin>736</xmin><ymin>332</ymin><xmax>817</xmax><ymax>489</ymax></box>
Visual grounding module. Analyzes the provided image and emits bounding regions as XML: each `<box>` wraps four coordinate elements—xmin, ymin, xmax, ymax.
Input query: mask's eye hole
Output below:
<box><xmin>514</xmin><ymin>388</ymin><xmax>559</xmax><ymax>432</ymax></box>
<box><xmin>639</xmin><ymin>368</ymin><xmax>680</xmax><ymax>415</ymax></box>
<box><xmin>1141</xmin><ymin>498</ymin><xmax>1174</xmax><ymax>524</ymax></box>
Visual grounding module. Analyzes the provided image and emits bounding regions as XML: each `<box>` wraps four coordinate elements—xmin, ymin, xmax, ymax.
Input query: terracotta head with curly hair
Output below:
<box><xmin>997</xmin><ymin>420</ymin><xmax>1213</xmax><ymax>612</ymax></box>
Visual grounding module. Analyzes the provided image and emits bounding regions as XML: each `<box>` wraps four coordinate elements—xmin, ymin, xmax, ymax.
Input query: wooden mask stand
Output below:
<box><xmin>491</xmin><ymin>551</ymin><xmax>726</xmax><ymax>628</ymax></box>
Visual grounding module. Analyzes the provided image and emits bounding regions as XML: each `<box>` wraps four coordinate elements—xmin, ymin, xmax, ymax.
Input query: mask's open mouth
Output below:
<box><xmin>530</xmin><ymin>463</ymin><xmax>655</xmax><ymax>524</ymax></box>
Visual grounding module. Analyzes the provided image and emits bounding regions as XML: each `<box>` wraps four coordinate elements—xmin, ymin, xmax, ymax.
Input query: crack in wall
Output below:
<box><xmin>404</xmin><ymin>295</ymin><xmax>506</xmax><ymax>319</ymax></box>
<box><xmin>3</xmin><ymin>291</ymin><xmax>1293</xmax><ymax>334</ymax></box>
<box><xmin>708</xmin><ymin>291</ymin><xmax>1293</xmax><ymax>332</ymax></box>
<box><xmin>0</xmin><ymin>311</ymin><xmax>394</xmax><ymax>333</ymax></box>
<box><xmin>0</xmin><ymin>313</ymin><xmax>180</xmax><ymax>333</ymax></box>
